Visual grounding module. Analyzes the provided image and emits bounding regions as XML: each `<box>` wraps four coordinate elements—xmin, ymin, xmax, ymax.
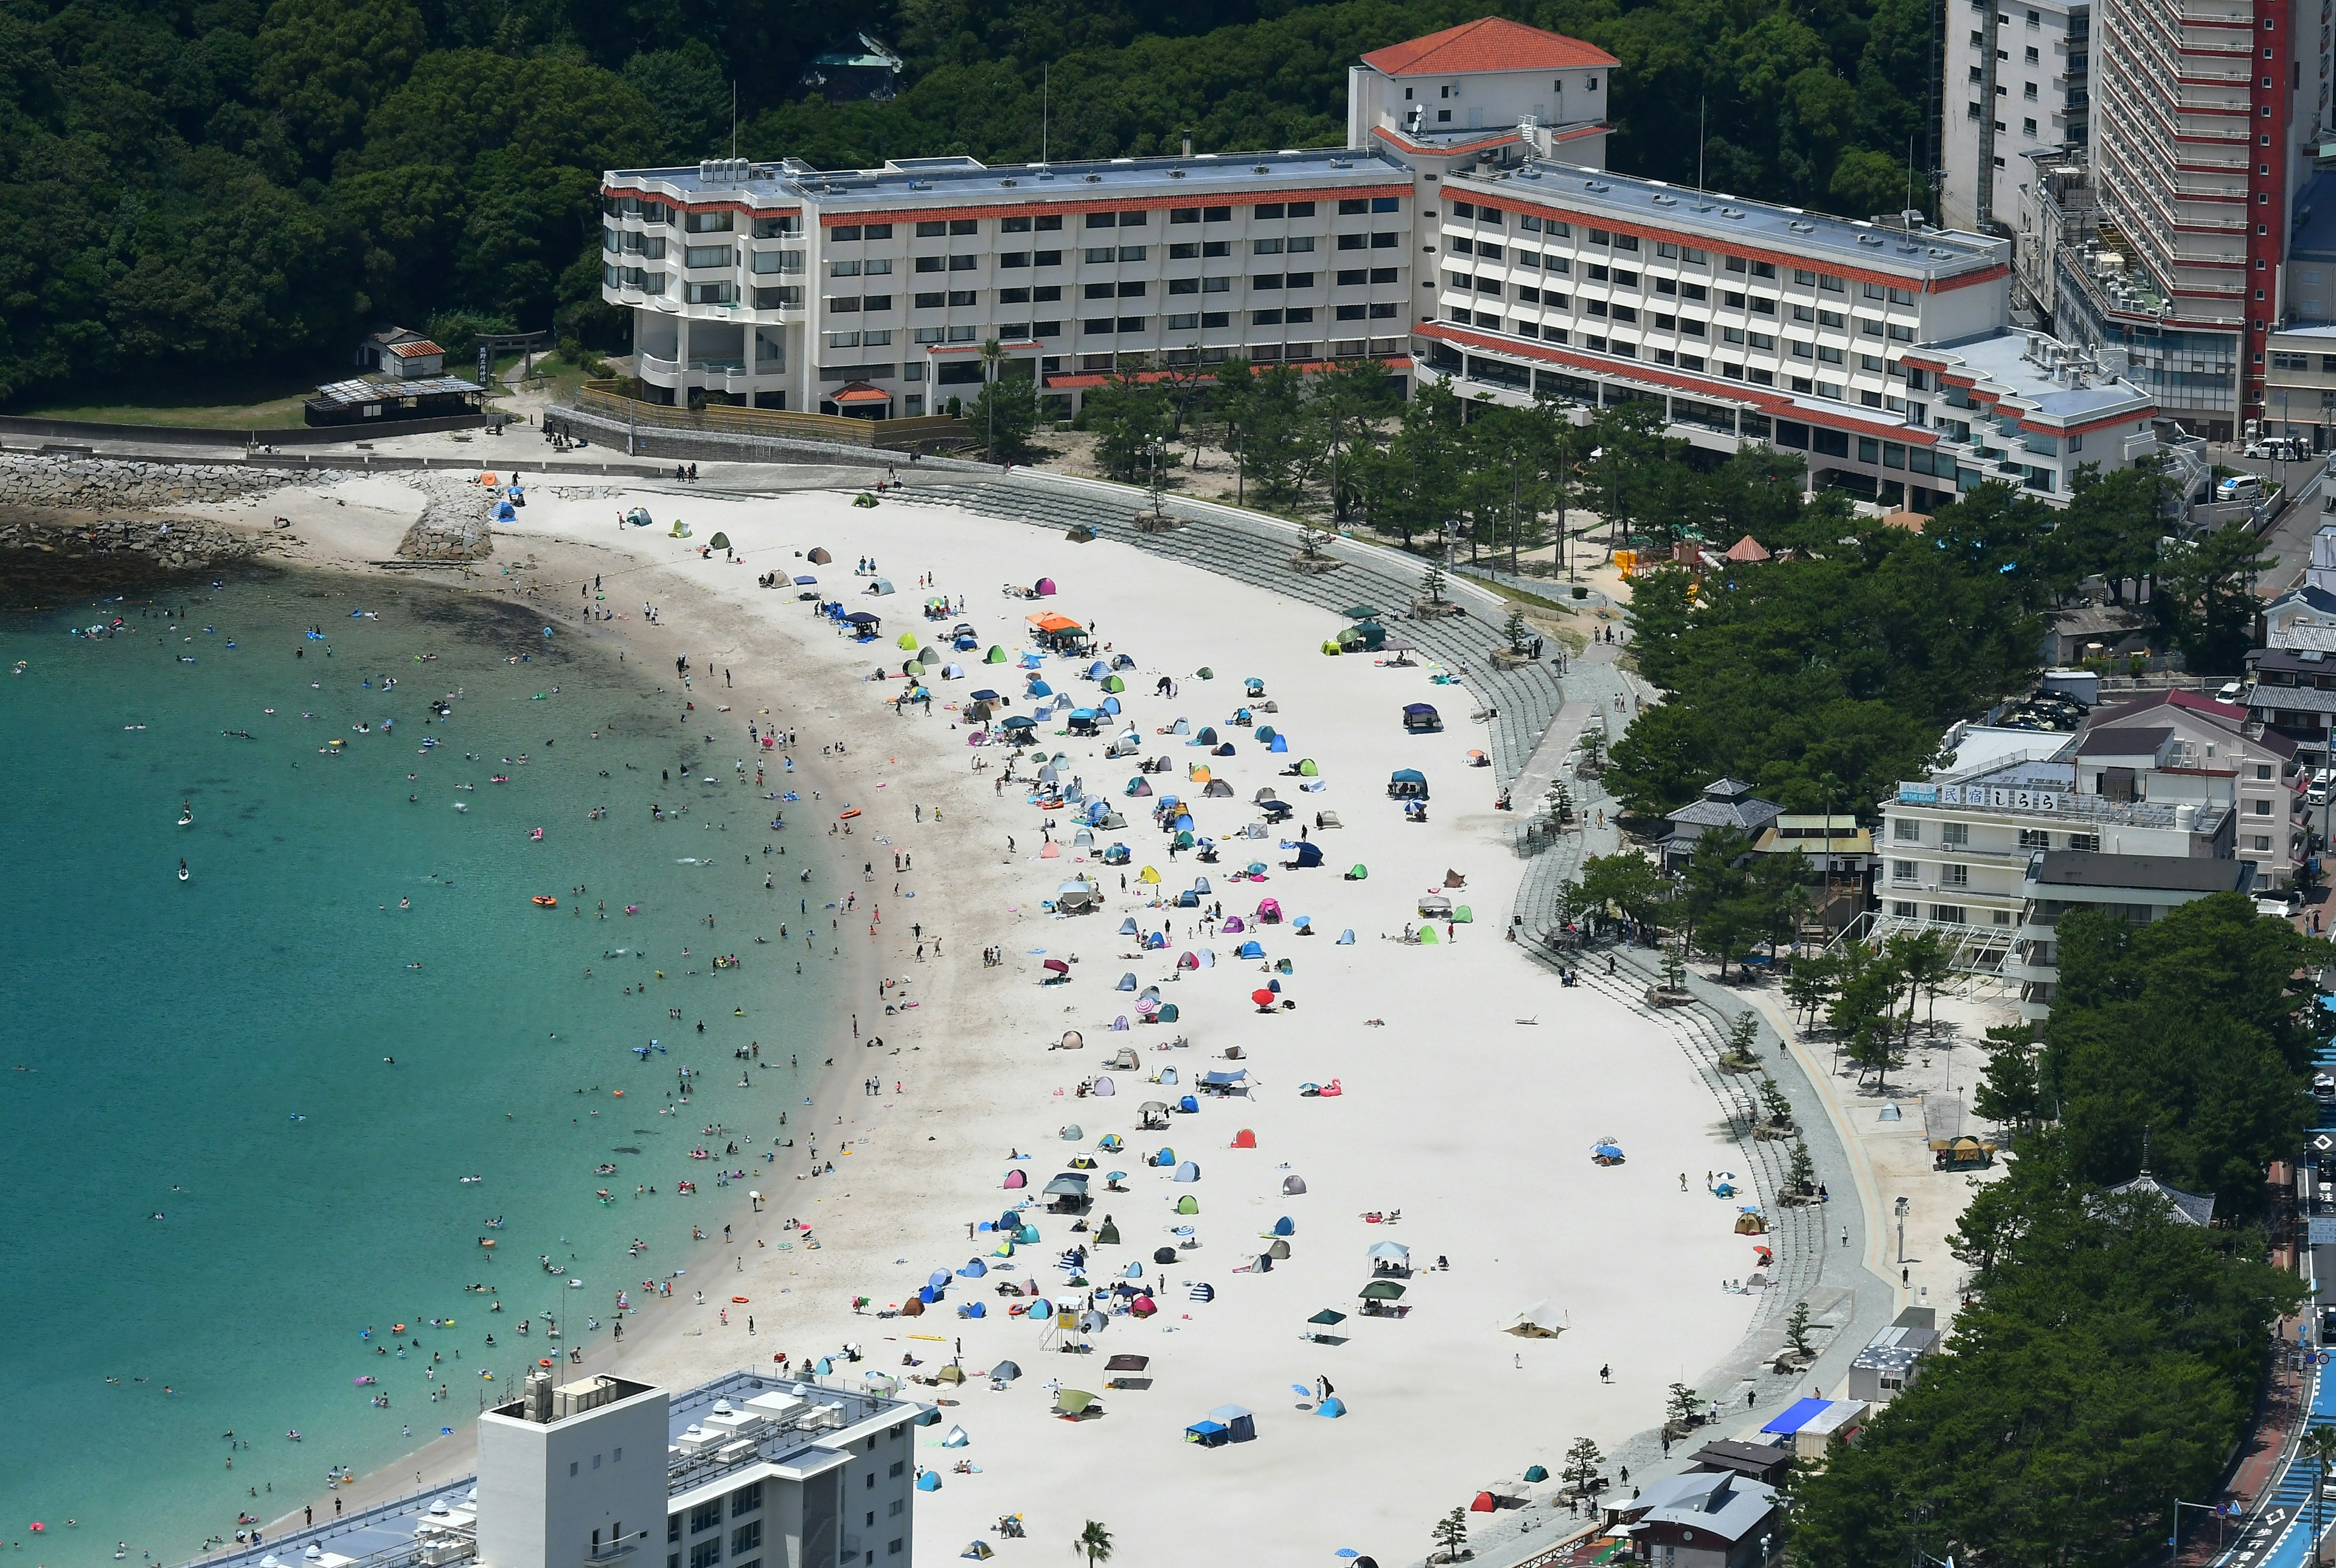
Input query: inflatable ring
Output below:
<box><xmin>732</xmin><ymin>1296</ymin><xmax>750</xmax><ymax>1303</ymax></box>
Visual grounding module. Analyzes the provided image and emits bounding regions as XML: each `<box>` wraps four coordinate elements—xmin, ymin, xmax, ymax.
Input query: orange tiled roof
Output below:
<box><xmin>1361</xmin><ymin>17</ymin><xmax>1618</xmax><ymax>77</ymax></box>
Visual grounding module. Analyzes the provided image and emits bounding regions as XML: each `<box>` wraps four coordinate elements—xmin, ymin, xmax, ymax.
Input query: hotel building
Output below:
<box><xmin>599</xmin><ymin>16</ymin><xmax>2157</xmax><ymax>503</ymax></box>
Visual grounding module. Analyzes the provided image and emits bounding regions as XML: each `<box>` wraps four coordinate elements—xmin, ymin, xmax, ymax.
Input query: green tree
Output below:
<box><xmin>1757</xmin><ymin>1075</ymin><xmax>1795</xmax><ymax>1130</ymax></box>
<box><xmin>1419</xmin><ymin>558</ymin><xmax>1447</xmax><ymax>606</ymax></box>
<box><xmin>1574</xmin><ymin>851</ymin><xmax>1673</xmax><ymax>936</ymax></box>
<box><xmin>1502</xmin><ymin>605</ymin><xmax>1530</xmax><ymax>655</ymax></box>
<box><xmin>1430</xmin><ymin>1507</ymin><xmax>1468</xmax><ymax>1563</ymax></box>
<box><xmin>2156</xmin><ymin>521</ymin><xmax>2276</xmax><ymax>672</ymax></box>
<box><xmin>1665</xmin><ymin>1381</ymin><xmax>1703</xmax><ymax>1430</ymax></box>
<box><xmin>1077</xmin><ymin>1519</ymin><xmax>1113</xmax><ymax>1566</ymax></box>
<box><xmin>966</xmin><ymin>361</ymin><xmax>1040</xmax><ymax>462</ymax></box>
<box><xmin>1083</xmin><ymin>372</ymin><xmax>1171</xmax><ymax>483</ymax></box>
<box><xmin>1972</xmin><ymin>1022</ymin><xmax>2043</xmax><ymax>1131</ymax></box>
<box><xmin>1783</xmin><ymin>1298</ymin><xmax>1815</xmax><ymax>1357</ymax></box>
<box><xmin>1783</xmin><ymin>951</ymin><xmax>1844</xmax><ymax>1029</ymax></box>
<box><xmin>1560</xmin><ymin>1436</ymin><xmax>1604</xmax><ymax>1493</ymax></box>
<box><xmin>1784</xmin><ymin>1139</ymin><xmax>1816</xmax><ymax>1198</ymax></box>
<box><xmin>2041</xmin><ymin>894</ymin><xmax>2324</xmax><ymax>1216</ymax></box>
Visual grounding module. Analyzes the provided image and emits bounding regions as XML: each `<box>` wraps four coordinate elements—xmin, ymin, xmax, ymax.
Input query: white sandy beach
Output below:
<box><xmin>204</xmin><ymin>470</ymin><xmax>1771</xmax><ymax>1566</ymax></box>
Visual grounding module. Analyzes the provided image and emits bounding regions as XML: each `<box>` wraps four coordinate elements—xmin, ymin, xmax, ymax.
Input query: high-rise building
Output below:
<box><xmin>1942</xmin><ymin>0</ymin><xmax>2092</xmax><ymax>234</ymax></box>
<box><xmin>2051</xmin><ymin>0</ymin><xmax>2334</xmax><ymax>437</ymax></box>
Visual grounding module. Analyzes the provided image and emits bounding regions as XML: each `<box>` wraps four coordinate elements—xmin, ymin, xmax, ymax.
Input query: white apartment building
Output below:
<box><xmin>1942</xmin><ymin>0</ymin><xmax>2091</xmax><ymax>235</ymax></box>
<box><xmin>1879</xmin><ymin>746</ymin><xmax>2235</xmax><ymax>967</ymax></box>
<box><xmin>1415</xmin><ymin>164</ymin><xmax>2158</xmax><ymax>504</ymax></box>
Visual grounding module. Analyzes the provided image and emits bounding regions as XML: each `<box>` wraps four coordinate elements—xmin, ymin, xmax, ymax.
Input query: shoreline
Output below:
<box><xmin>153</xmin><ymin>468</ymin><xmax>1788</xmax><ymax>1565</ymax></box>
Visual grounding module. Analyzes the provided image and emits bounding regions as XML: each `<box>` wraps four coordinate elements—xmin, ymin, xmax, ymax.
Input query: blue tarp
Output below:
<box><xmin>1763</xmin><ymin>1396</ymin><xmax>1836</xmax><ymax>1437</ymax></box>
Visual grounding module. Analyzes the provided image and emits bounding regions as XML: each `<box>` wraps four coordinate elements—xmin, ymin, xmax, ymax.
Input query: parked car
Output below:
<box><xmin>2216</xmin><ymin>680</ymin><xmax>2245</xmax><ymax>704</ymax></box>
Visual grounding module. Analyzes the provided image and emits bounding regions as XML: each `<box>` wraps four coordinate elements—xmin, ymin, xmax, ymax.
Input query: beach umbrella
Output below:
<box><xmin>1251</xmin><ymin>989</ymin><xmax>1276</xmax><ymax>1010</ymax></box>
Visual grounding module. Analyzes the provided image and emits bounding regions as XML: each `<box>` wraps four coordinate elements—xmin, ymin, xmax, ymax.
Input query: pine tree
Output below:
<box><xmin>1503</xmin><ymin>604</ymin><xmax>1530</xmax><ymax>653</ymax></box>
<box><xmin>1560</xmin><ymin>1436</ymin><xmax>1604</xmax><ymax>1493</ymax></box>
<box><xmin>1757</xmin><ymin>1075</ymin><xmax>1795</xmax><ymax>1130</ymax></box>
<box><xmin>1420</xmin><ymin>559</ymin><xmax>1447</xmax><ymax>604</ymax></box>
<box><xmin>1784</xmin><ymin>1298</ymin><xmax>1814</xmax><ymax>1358</ymax></box>
<box><xmin>1666</xmin><ymin>1381</ymin><xmax>1703</xmax><ymax>1429</ymax></box>
<box><xmin>1430</xmin><ymin>1505</ymin><xmax>1469</xmax><ymax>1561</ymax></box>
<box><xmin>1785</xmin><ymin>1139</ymin><xmax>1816</xmax><ymax>1198</ymax></box>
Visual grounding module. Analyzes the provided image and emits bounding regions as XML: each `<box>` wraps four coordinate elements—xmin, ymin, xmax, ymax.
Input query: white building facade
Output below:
<box><xmin>596</xmin><ymin>14</ymin><xmax>2157</xmax><ymax>503</ymax></box>
<box><xmin>1941</xmin><ymin>0</ymin><xmax>2091</xmax><ymax>235</ymax></box>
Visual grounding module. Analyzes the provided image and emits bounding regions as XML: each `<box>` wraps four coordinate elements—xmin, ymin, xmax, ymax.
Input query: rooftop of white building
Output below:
<box><xmin>1444</xmin><ymin>161</ymin><xmax>2008</xmax><ymax>282</ymax></box>
<box><xmin>178</xmin><ymin>1370</ymin><xmax>926</xmax><ymax>1568</ymax></box>
<box><xmin>605</xmin><ymin>147</ymin><xmax>1410</xmax><ymax>209</ymax></box>
<box><xmin>1912</xmin><ymin>329</ymin><xmax>2154</xmax><ymax>428</ymax></box>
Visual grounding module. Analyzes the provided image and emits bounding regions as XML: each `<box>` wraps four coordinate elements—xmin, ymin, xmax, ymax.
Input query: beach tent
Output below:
<box><xmin>964</xmin><ymin>1543</ymin><xmax>995</xmax><ymax>1560</ymax></box>
<box><xmin>1116</xmin><ymin>973</ymin><xmax>1138</xmax><ymax>991</ymax></box>
<box><xmin>1389</xmin><ymin>769</ymin><xmax>1429</xmax><ymax>799</ymax></box>
<box><xmin>1173</xmin><ymin>1195</ymin><xmax>1198</xmax><ymax>1214</ymax></box>
<box><xmin>1035</xmin><ymin>578</ymin><xmax>1058</xmax><ymax>596</ymax></box>
<box><xmin>1524</xmin><ymin>1465</ymin><xmax>1550</xmax><ymax>1483</ymax></box>
<box><xmin>1417</xmin><ymin>927</ymin><xmax>1440</xmax><ymax>945</ymax></box>
<box><xmin>1236</xmin><ymin>940</ymin><xmax>1265</xmax><ymax>959</ymax></box>
<box><xmin>808</xmin><ymin>547</ymin><xmax>833</xmax><ymax>564</ymax></box>
<box><xmin>1103</xmin><ymin>675</ymin><xmax>1126</xmax><ymax>693</ymax></box>
<box><xmin>1283</xmin><ymin>1174</ymin><xmax>1308</xmax><ymax>1194</ymax></box>
<box><xmin>1185</xmin><ymin>1419</ymin><xmax>1231</xmax><ymax>1448</ymax></box>
<box><xmin>1288</xmin><ymin>842</ymin><xmax>1324</xmax><ymax>869</ymax></box>
<box><xmin>1208</xmin><ymin>1406</ymin><xmax>1257</xmax><ymax>1442</ymax></box>
<box><xmin>1266</xmin><ymin>1237</ymin><xmax>1291</xmax><ymax>1260</ymax></box>
<box><xmin>1001</xmin><ymin>1169</ymin><xmax>1026</xmax><ymax>1189</ymax></box>
<box><xmin>1195</xmin><ymin>727</ymin><xmax>1219</xmax><ymax>744</ymax></box>
<box><xmin>1212</xmin><ymin>743</ymin><xmax>1235</xmax><ymax>756</ymax></box>
<box><xmin>1507</xmin><ymin>1302</ymin><xmax>1567</xmax><ymax>1338</ymax></box>
<box><xmin>916</xmin><ymin>1471</ymin><xmax>942</xmax><ymax>1492</ymax></box>
<box><xmin>1204</xmin><ymin>780</ymin><xmax>1234</xmax><ymax>797</ymax></box>
<box><xmin>1317</xmin><ymin>1396</ymin><xmax>1347</xmax><ymax>1418</ymax></box>
<box><xmin>1152</xmin><ymin>1146</ymin><xmax>1176</xmax><ymax>1166</ymax></box>
<box><xmin>941</xmin><ymin>664</ymin><xmax>966</xmax><ymax>678</ymax></box>
<box><xmin>869</xmin><ymin>579</ymin><xmax>895</xmax><ymax>595</ymax></box>
<box><xmin>919</xmin><ymin>647</ymin><xmax>942</xmax><ymax>665</ymax></box>
<box><xmin>1178</xmin><ymin>1094</ymin><xmax>1200</xmax><ymax>1113</ymax></box>
<box><xmin>990</xmin><ymin>1360</ymin><xmax>1023</xmax><ymax>1382</ymax></box>
<box><xmin>1172</xmin><ymin>1160</ymin><xmax>1201</xmax><ymax>1182</ymax></box>
<box><xmin>1336</xmin><ymin>928</ymin><xmax>1355</xmax><ymax>943</ymax></box>
<box><xmin>985</xmin><ymin>645</ymin><xmax>1009</xmax><ymax>663</ymax></box>
<box><xmin>1091</xmin><ymin>1076</ymin><xmax>1115</xmax><ymax>1097</ymax></box>
<box><xmin>897</xmin><ymin>632</ymin><xmax>920</xmax><ymax>649</ymax></box>
<box><xmin>1231</xmin><ymin>1129</ymin><xmax>1257</xmax><ymax>1148</ymax></box>
<box><xmin>1156</xmin><ymin>1003</ymin><xmax>1180</xmax><ymax>1022</ymax></box>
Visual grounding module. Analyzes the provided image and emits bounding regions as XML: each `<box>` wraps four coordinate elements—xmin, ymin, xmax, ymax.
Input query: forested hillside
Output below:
<box><xmin>0</xmin><ymin>0</ymin><xmax>1931</xmax><ymax>406</ymax></box>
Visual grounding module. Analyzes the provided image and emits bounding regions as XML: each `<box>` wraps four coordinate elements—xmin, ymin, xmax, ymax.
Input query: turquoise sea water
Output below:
<box><xmin>0</xmin><ymin>567</ymin><xmax>836</xmax><ymax>1561</ymax></box>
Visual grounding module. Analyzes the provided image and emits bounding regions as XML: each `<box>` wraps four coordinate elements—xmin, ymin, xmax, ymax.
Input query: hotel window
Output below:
<box><xmin>1085</xmin><ymin>248</ymin><xmax>1116</xmax><ymax>263</ymax></box>
<box><xmin>915</xmin><ymin>221</ymin><xmax>947</xmax><ymax>237</ymax></box>
<box><xmin>945</xmin><ymin>290</ymin><xmax>975</xmax><ymax>306</ymax></box>
<box><xmin>1035</xmin><ymin>250</ymin><xmax>1062</xmax><ymax>266</ymax></box>
<box><xmin>1255</xmin><ymin>238</ymin><xmax>1284</xmax><ymax>255</ymax></box>
<box><xmin>1931</xmin><ymin>906</ymin><xmax>1966</xmax><ymax>924</ymax></box>
<box><xmin>1171</xmin><ymin>243</ymin><xmax>1200</xmax><ymax>260</ymax></box>
<box><xmin>1942</xmin><ymin>863</ymin><xmax>1969</xmax><ymax>887</ymax></box>
<box><xmin>950</xmin><ymin>218</ymin><xmax>978</xmax><ymax>234</ymax></box>
<box><xmin>999</xmin><ymin>252</ymin><xmax>1029</xmax><ymax>268</ymax></box>
<box><xmin>1891</xmin><ymin>860</ymin><xmax>1917</xmax><ymax>881</ymax></box>
<box><xmin>914</xmin><ymin>291</ymin><xmax>944</xmax><ymax>308</ymax></box>
<box><xmin>1002</xmin><ymin>216</ymin><xmax>1034</xmax><ymax>232</ymax></box>
<box><xmin>1253</xmin><ymin>309</ymin><xmax>1283</xmax><ymax>326</ymax></box>
<box><xmin>1202</xmin><ymin>276</ymin><xmax>1231</xmax><ymax>293</ymax></box>
<box><xmin>1172</xmin><ymin>207</ymin><xmax>1201</xmax><ymax>224</ymax></box>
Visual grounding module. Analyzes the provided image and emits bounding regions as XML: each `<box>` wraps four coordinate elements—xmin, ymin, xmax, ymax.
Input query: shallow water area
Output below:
<box><xmin>0</xmin><ymin>564</ymin><xmax>834</xmax><ymax>1562</ymax></box>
